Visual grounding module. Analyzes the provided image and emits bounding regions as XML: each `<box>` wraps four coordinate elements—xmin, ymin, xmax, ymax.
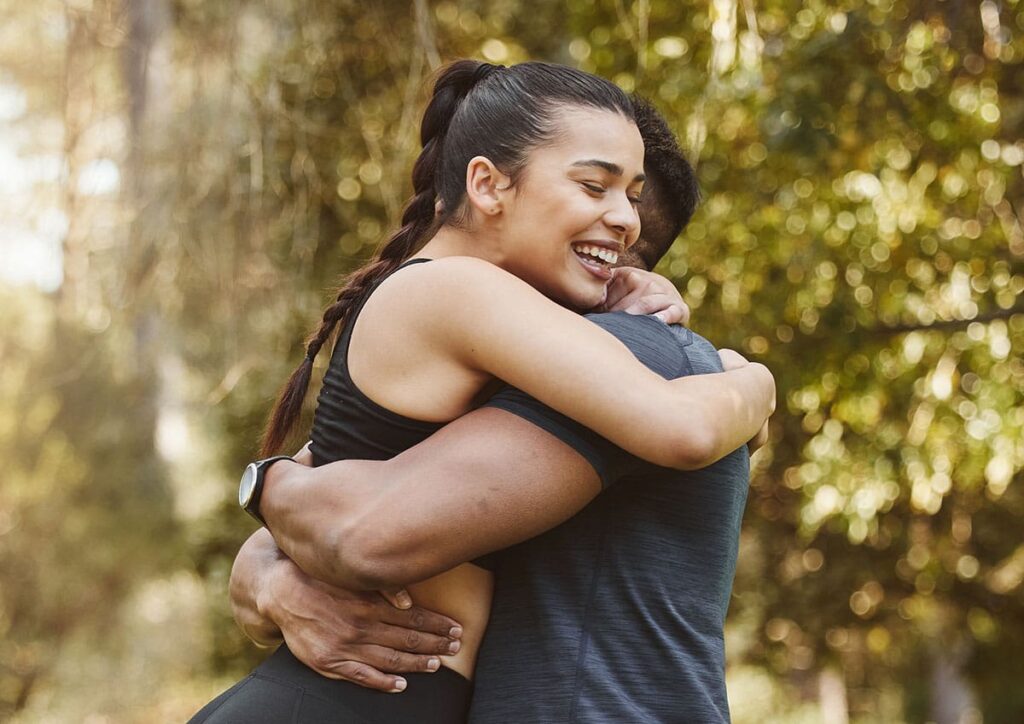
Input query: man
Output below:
<box><xmin>229</xmin><ymin>98</ymin><xmax>773</xmax><ymax>722</ymax></box>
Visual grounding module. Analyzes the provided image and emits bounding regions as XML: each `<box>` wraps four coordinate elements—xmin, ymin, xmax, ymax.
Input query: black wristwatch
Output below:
<box><xmin>238</xmin><ymin>455</ymin><xmax>293</xmax><ymax>526</ymax></box>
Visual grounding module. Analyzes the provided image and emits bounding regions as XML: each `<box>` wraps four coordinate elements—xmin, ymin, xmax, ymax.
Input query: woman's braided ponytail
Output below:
<box><xmin>259</xmin><ymin>60</ymin><xmax>502</xmax><ymax>456</ymax></box>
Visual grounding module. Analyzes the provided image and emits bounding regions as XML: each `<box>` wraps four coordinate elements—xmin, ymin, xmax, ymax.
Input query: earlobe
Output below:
<box><xmin>465</xmin><ymin>156</ymin><xmax>510</xmax><ymax>217</ymax></box>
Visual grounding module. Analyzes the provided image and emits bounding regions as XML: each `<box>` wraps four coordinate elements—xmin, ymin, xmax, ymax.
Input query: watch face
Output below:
<box><xmin>238</xmin><ymin>463</ymin><xmax>258</xmax><ymax>507</ymax></box>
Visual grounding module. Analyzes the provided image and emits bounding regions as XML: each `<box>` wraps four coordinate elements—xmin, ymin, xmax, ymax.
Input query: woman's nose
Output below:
<box><xmin>604</xmin><ymin>192</ymin><xmax>641</xmax><ymax>247</ymax></box>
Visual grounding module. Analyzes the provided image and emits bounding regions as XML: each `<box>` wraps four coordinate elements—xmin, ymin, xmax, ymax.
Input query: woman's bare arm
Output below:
<box><xmin>399</xmin><ymin>257</ymin><xmax>774</xmax><ymax>470</ymax></box>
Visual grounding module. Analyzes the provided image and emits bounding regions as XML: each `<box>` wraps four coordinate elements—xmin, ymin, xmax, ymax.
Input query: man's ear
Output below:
<box><xmin>465</xmin><ymin>156</ymin><xmax>511</xmax><ymax>217</ymax></box>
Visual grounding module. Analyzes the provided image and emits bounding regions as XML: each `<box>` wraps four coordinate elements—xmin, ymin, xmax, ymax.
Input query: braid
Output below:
<box><xmin>259</xmin><ymin>61</ymin><xmax>498</xmax><ymax>456</ymax></box>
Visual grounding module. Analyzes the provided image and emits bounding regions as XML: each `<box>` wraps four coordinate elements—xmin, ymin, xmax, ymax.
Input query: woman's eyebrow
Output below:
<box><xmin>570</xmin><ymin>159</ymin><xmax>646</xmax><ymax>183</ymax></box>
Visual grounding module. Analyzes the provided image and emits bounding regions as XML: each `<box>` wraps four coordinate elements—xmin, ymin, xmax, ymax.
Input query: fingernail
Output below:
<box><xmin>427</xmin><ymin>657</ymin><xmax>441</xmax><ymax>671</ymax></box>
<box><xmin>396</xmin><ymin>591</ymin><xmax>412</xmax><ymax>608</ymax></box>
<box><xmin>392</xmin><ymin>678</ymin><xmax>407</xmax><ymax>693</ymax></box>
<box><xmin>448</xmin><ymin>640</ymin><xmax>461</xmax><ymax>654</ymax></box>
<box><xmin>448</xmin><ymin>626</ymin><xmax>463</xmax><ymax>639</ymax></box>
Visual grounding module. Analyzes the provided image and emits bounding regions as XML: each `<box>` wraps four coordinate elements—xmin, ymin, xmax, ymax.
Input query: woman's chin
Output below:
<box><xmin>542</xmin><ymin>268</ymin><xmax>609</xmax><ymax>311</ymax></box>
<box><xmin>560</xmin><ymin>284</ymin><xmax>608</xmax><ymax>313</ymax></box>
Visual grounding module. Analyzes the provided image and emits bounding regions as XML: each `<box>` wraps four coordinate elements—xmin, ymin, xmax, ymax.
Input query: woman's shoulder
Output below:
<box><xmin>376</xmin><ymin>255</ymin><xmax>540</xmax><ymax>309</ymax></box>
<box><xmin>393</xmin><ymin>255</ymin><xmax>526</xmax><ymax>285</ymax></box>
<box><xmin>367</xmin><ymin>255</ymin><xmax>573</xmax><ymax>355</ymax></box>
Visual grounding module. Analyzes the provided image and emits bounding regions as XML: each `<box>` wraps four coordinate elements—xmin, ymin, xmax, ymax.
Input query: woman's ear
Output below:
<box><xmin>465</xmin><ymin>156</ymin><xmax>511</xmax><ymax>217</ymax></box>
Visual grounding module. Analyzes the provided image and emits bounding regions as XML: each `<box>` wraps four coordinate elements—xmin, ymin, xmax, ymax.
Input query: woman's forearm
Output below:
<box><xmin>666</xmin><ymin>362</ymin><xmax>775</xmax><ymax>468</ymax></box>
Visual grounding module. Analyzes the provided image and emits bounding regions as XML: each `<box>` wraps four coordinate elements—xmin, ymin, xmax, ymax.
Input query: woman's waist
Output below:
<box><xmin>406</xmin><ymin>563</ymin><xmax>494</xmax><ymax>680</ymax></box>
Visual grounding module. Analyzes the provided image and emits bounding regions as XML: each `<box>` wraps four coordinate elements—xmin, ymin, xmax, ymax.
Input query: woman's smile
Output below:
<box><xmin>570</xmin><ymin>241</ymin><xmax>623</xmax><ymax>281</ymax></box>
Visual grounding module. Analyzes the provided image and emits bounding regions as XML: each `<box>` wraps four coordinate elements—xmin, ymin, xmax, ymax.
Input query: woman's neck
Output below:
<box><xmin>417</xmin><ymin>225</ymin><xmax>508</xmax><ymax>268</ymax></box>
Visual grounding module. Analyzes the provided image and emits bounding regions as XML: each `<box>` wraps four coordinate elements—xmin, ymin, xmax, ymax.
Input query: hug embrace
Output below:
<box><xmin>190</xmin><ymin>59</ymin><xmax>775</xmax><ymax>724</ymax></box>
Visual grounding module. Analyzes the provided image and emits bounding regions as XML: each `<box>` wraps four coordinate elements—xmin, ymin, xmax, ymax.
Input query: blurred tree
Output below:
<box><xmin>0</xmin><ymin>0</ymin><xmax>178</xmax><ymax>716</ymax></box>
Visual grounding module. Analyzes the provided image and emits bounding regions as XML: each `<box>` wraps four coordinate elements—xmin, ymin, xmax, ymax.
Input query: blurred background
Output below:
<box><xmin>1</xmin><ymin>0</ymin><xmax>1022</xmax><ymax>721</ymax></box>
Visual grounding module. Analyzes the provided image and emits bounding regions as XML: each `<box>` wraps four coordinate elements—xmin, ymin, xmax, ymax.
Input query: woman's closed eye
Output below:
<box><xmin>582</xmin><ymin>182</ymin><xmax>642</xmax><ymax>207</ymax></box>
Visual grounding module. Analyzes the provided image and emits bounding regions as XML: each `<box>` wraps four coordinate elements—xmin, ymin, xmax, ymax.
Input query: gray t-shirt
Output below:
<box><xmin>469</xmin><ymin>312</ymin><xmax>750</xmax><ymax>724</ymax></box>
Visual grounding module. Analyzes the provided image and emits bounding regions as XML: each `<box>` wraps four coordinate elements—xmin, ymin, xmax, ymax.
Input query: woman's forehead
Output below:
<box><xmin>541</xmin><ymin>107</ymin><xmax>644</xmax><ymax>172</ymax></box>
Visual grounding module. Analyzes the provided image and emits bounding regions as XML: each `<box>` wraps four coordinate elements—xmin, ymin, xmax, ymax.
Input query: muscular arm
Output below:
<box><xmin>262</xmin><ymin>407</ymin><xmax>604</xmax><ymax>591</ymax></box>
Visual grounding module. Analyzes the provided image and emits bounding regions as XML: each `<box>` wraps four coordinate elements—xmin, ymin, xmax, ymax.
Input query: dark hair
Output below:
<box><xmin>628</xmin><ymin>96</ymin><xmax>701</xmax><ymax>271</ymax></box>
<box><xmin>260</xmin><ymin>59</ymin><xmax>636</xmax><ymax>456</ymax></box>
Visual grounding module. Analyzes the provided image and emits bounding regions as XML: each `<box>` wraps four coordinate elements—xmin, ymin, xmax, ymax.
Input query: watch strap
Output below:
<box><xmin>243</xmin><ymin>455</ymin><xmax>293</xmax><ymax>526</ymax></box>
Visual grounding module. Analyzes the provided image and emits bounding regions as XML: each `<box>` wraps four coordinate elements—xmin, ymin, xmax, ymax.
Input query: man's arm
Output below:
<box><xmin>262</xmin><ymin>406</ymin><xmax>606</xmax><ymax>591</ymax></box>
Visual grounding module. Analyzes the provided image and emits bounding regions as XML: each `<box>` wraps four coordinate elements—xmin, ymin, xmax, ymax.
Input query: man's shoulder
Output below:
<box><xmin>582</xmin><ymin>312</ymin><xmax>722</xmax><ymax>379</ymax></box>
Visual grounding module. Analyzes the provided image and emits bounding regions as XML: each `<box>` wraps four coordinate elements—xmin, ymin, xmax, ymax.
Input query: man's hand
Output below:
<box><xmin>718</xmin><ymin>348</ymin><xmax>772</xmax><ymax>454</ymax></box>
<box><xmin>258</xmin><ymin>553</ymin><xmax>464</xmax><ymax>693</ymax></box>
<box><xmin>601</xmin><ymin>267</ymin><xmax>690</xmax><ymax>325</ymax></box>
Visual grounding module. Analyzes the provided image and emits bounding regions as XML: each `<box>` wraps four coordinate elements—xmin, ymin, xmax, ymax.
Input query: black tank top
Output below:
<box><xmin>309</xmin><ymin>258</ymin><xmax>443</xmax><ymax>467</ymax></box>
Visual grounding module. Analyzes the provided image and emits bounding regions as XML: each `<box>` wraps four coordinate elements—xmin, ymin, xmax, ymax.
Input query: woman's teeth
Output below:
<box><xmin>572</xmin><ymin>244</ymin><xmax>618</xmax><ymax>265</ymax></box>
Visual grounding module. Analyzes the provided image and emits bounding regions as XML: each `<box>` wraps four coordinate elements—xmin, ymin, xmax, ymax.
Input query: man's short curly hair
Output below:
<box><xmin>629</xmin><ymin>96</ymin><xmax>701</xmax><ymax>271</ymax></box>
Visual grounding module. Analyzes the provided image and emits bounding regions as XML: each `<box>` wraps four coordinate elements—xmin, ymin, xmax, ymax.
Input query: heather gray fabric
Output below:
<box><xmin>471</xmin><ymin>312</ymin><xmax>750</xmax><ymax>724</ymax></box>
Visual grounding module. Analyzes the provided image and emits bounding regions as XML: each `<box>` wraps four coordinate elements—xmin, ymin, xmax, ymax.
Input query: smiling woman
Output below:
<box><xmin>464</xmin><ymin>105</ymin><xmax>645</xmax><ymax>307</ymax></box>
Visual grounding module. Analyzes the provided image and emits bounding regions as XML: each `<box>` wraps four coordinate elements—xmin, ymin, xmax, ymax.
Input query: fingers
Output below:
<box><xmin>603</xmin><ymin>268</ymin><xmax>636</xmax><ymax>310</ymax></box>
<box><xmin>618</xmin><ymin>294</ymin><xmax>689</xmax><ymax>326</ymax></box>
<box><xmin>369</xmin><ymin>622</ymin><xmax>463</xmax><ymax>656</ymax></box>
<box><xmin>604</xmin><ymin>268</ymin><xmax>653</xmax><ymax>311</ymax></box>
<box><xmin>665</xmin><ymin>299</ymin><xmax>691</xmax><ymax>326</ymax></box>
<box><xmin>718</xmin><ymin>348</ymin><xmax>749</xmax><ymax>371</ymax></box>
<box><xmin>650</xmin><ymin>305</ymin><xmax>685</xmax><ymax>325</ymax></box>
<box><xmin>285</xmin><ymin>632</ymin><xmax>409</xmax><ymax>693</ymax></box>
<box><xmin>605</xmin><ymin>269</ymin><xmax>689</xmax><ymax>325</ymax></box>
<box><xmin>379</xmin><ymin>588</ymin><xmax>413</xmax><ymax>610</ymax></box>
<box><xmin>748</xmin><ymin>420</ymin><xmax>770</xmax><ymax>454</ymax></box>
<box><xmin>358</xmin><ymin>643</ymin><xmax>448</xmax><ymax>674</ymax></box>
<box><xmin>314</xmin><ymin>658</ymin><xmax>410</xmax><ymax>693</ymax></box>
<box><xmin>621</xmin><ymin>293</ymin><xmax>677</xmax><ymax>316</ymax></box>
<box><xmin>379</xmin><ymin>603</ymin><xmax>464</xmax><ymax>640</ymax></box>
<box><xmin>302</xmin><ymin>643</ymin><xmax>447</xmax><ymax>693</ymax></box>
<box><xmin>292</xmin><ymin>441</ymin><xmax>314</xmax><ymax>466</ymax></box>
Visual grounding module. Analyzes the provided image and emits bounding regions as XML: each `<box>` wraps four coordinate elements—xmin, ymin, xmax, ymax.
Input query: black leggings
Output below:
<box><xmin>188</xmin><ymin>645</ymin><xmax>473</xmax><ymax>724</ymax></box>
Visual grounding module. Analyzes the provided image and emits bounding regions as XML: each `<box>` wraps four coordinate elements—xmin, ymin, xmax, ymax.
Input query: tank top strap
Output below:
<box><xmin>396</xmin><ymin>257</ymin><xmax>432</xmax><ymax>271</ymax></box>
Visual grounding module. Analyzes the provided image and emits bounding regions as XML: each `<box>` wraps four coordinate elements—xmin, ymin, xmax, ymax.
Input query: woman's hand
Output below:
<box><xmin>718</xmin><ymin>349</ymin><xmax>773</xmax><ymax>454</ymax></box>
<box><xmin>600</xmin><ymin>267</ymin><xmax>690</xmax><ymax>325</ymax></box>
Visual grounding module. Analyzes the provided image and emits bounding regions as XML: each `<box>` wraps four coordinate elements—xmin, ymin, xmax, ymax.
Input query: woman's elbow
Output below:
<box><xmin>657</xmin><ymin>425</ymin><xmax>721</xmax><ymax>471</ymax></box>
